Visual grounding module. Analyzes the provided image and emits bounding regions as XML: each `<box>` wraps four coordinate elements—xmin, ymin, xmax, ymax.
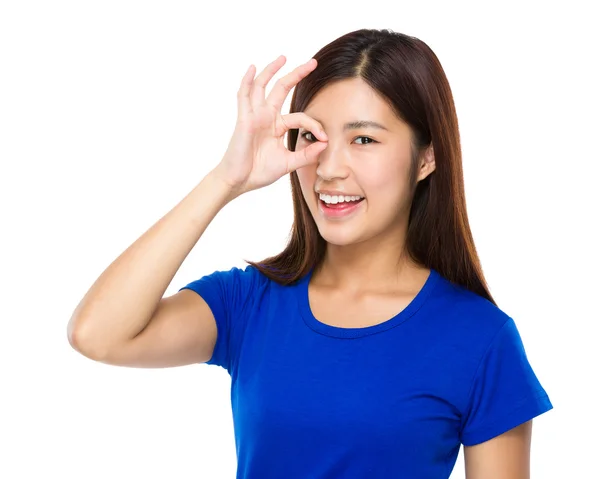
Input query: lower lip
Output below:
<box><xmin>318</xmin><ymin>197</ymin><xmax>365</xmax><ymax>218</ymax></box>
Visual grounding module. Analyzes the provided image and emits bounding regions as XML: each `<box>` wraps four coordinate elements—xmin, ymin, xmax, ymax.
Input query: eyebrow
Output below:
<box><xmin>343</xmin><ymin>120</ymin><xmax>389</xmax><ymax>131</ymax></box>
<box><xmin>300</xmin><ymin>119</ymin><xmax>389</xmax><ymax>133</ymax></box>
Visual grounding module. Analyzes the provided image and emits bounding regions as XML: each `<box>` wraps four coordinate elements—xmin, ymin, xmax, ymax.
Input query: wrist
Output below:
<box><xmin>206</xmin><ymin>168</ymin><xmax>244</xmax><ymax>204</ymax></box>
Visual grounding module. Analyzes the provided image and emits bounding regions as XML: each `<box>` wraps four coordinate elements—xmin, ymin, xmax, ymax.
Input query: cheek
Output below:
<box><xmin>361</xmin><ymin>163</ymin><xmax>403</xmax><ymax>190</ymax></box>
<box><xmin>360</xmin><ymin>160</ymin><xmax>411</xmax><ymax>204</ymax></box>
<box><xmin>295</xmin><ymin>166</ymin><xmax>317</xmax><ymax>203</ymax></box>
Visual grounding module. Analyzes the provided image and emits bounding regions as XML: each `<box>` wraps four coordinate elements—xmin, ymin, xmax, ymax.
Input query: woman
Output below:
<box><xmin>68</xmin><ymin>29</ymin><xmax>553</xmax><ymax>478</ymax></box>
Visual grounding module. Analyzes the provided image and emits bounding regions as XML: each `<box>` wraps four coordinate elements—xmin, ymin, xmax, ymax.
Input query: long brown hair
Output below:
<box><xmin>245</xmin><ymin>28</ymin><xmax>495</xmax><ymax>304</ymax></box>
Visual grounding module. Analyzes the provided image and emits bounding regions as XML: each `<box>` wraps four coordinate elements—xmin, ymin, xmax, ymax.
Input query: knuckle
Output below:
<box><xmin>277</xmin><ymin>78</ymin><xmax>292</xmax><ymax>91</ymax></box>
<box><xmin>254</xmin><ymin>75</ymin><xmax>267</xmax><ymax>87</ymax></box>
<box><xmin>280</xmin><ymin>115</ymin><xmax>289</xmax><ymax>130</ymax></box>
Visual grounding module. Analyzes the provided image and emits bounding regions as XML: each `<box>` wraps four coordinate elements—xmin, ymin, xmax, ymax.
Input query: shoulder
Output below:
<box><xmin>182</xmin><ymin>263</ymin><xmax>269</xmax><ymax>289</ymax></box>
<box><xmin>179</xmin><ymin>263</ymin><xmax>273</xmax><ymax>308</ymax></box>
<box><xmin>429</xmin><ymin>273</ymin><xmax>516</xmax><ymax>356</ymax></box>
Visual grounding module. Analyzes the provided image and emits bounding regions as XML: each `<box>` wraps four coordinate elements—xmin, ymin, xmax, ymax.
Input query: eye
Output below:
<box><xmin>353</xmin><ymin>136</ymin><xmax>376</xmax><ymax>145</ymax></box>
<box><xmin>300</xmin><ymin>132</ymin><xmax>377</xmax><ymax>145</ymax></box>
<box><xmin>300</xmin><ymin>131</ymin><xmax>317</xmax><ymax>142</ymax></box>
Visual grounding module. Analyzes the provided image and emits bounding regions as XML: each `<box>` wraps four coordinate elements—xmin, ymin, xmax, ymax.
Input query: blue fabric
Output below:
<box><xmin>180</xmin><ymin>265</ymin><xmax>553</xmax><ymax>478</ymax></box>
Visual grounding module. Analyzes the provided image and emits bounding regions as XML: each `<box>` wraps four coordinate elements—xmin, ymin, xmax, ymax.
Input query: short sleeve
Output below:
<box><xmin>459</xmin><ymin>317</ymin><xmax>553</xmax><ymax>446</ymax></box>
<box><xmin>178</xmin><ymin>265</ymin><xmax>259</xmax><ymax>372</ymax></box>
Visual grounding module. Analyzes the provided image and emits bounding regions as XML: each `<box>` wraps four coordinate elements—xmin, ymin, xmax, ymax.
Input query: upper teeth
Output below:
<box><xmin>319</xmin><ymin>193</ymin><xmax>364</xmax><ymax>204</ymax></box>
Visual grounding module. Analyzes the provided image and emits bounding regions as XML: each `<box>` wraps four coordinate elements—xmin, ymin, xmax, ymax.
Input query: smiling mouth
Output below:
<box><xmin>318</xmin><ymin>197</ymin><xmax>365</xmax><ymax>208</ymax></box>
<box><xmin>316</xmin><ymin>193</ymin><xmax>365</xmax><ymax>218</ymax></box>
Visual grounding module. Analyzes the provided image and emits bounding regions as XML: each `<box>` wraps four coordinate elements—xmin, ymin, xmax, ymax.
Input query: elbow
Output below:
<box><xmin>67</xmin><ymin>318</ymin><xmax>109</xmax><ymax>362</ymax></box>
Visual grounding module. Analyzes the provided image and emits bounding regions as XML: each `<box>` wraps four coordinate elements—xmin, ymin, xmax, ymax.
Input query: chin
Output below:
<box><xmin>315</xmin><ymin>223</ymin><xmax>366</xmax><ymax>247</ymax></box>
<box><xmin>306</xmin><ymin>198</ymin><xmax>369</xmax><ymax>245</ymax></box>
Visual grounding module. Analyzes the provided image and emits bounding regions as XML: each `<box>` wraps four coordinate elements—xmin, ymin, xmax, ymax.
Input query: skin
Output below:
<box><xmin>464</xmin><ymin>421</ymin><xmax>532</xmax><ymax>478</ymax></box>
<box><xmin>295</xmin><ymin>77</ymin><xmax>435</xmax><ymax>293</ymax></box>
<box><xmin>295</xmin><ymin>77</ymin><xmax>533</xmax><ymax>477</ymax></box>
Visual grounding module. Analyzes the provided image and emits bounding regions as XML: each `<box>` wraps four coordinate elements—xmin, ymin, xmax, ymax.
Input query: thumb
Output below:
<box><xmin>286</xmin><ymin>141</ymin><xmax>328</xmax><ymax>173</ymax></box>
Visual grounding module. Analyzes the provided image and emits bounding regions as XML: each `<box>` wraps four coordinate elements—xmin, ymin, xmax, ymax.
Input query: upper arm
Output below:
<box><xmin>98</xmin><ymin>289</ymin><xmax>217</xmax><ymax>368</ymax></box>
<box><xmin>458</xmin><ymin>314</ymin><xmax>552</xmax><ymax>477</ymax></box>
<box><xmin>459</xmin><ymin>317</ymin><xmax>553</xmax><ymax>446</ymax></box>
<box><xmin>464</xmin><ymin>420</ymin><xmax>532</xmax><ymax>479</ymax></box>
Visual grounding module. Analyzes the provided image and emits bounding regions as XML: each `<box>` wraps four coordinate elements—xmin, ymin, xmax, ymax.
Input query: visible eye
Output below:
<box><xmin>300</xmin><ymin>131</ymin><xmax>377</xmax><ymax>145</ymax></box>
<box><xmin>300</xmin><ymin>131</ymin><xmax>318</xmax><ymax>142</ymax></box>
<box><xmin>353</xmin><ymin>136</ymin><xmax>376</xmax><ymax>145</ymax></box>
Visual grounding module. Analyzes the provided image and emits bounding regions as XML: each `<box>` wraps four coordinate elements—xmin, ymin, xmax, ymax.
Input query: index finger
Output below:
<box><xmin>266</xmin><ymin>58</ymin><xmax>317</xmax><ymax>111</ymax></box>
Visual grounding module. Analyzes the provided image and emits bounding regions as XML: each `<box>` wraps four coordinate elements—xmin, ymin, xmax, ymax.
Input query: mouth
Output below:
<box><xmin>317</xmin><ymin>194</ymin><xmax>365</xmax><ymax>219</ymax></box>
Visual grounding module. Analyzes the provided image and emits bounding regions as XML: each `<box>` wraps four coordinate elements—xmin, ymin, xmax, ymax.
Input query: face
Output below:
<box><xmin>295</xmin><ymin>77</ymin><xmax>435</xmax><ymax>247</ymax></box>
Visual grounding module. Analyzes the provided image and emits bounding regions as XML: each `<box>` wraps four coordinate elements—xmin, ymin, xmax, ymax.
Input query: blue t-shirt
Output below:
<box><xmin>180</xmin><ymin>265</ymin><xmax>553</xmax><ymax>478</ymax></box>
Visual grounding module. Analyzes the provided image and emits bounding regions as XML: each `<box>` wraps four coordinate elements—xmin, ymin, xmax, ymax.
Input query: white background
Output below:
<box><xmin>1</xmin><ymin>1</ymin><xmax>598</xmax><ymax>477</ymax></box>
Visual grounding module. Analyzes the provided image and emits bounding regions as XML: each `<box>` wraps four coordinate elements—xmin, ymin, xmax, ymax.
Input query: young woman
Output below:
<box><xmin>68</xmin><ymin>29</ymin><xmax>553</xmax><ymax>478</ymax></box>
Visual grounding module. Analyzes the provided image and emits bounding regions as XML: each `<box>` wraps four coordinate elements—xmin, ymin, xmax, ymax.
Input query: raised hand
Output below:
<box><xmin>212</xmin><ymin>56</ymin><xmax>328</xmax><ymax>197</ymax></box>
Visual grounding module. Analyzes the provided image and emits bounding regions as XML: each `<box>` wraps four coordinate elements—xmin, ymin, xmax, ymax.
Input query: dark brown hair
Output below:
<box><xmin>245</xmin><ymin>28</ymin><xmax>495</xmax><ymax>304</ymax></box>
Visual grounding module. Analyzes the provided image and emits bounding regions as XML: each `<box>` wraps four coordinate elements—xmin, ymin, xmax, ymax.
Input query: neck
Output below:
<box><xmin>313</xmin><ymin>228</ymin><xmax>428</xmax><ymax>294</ymax></box>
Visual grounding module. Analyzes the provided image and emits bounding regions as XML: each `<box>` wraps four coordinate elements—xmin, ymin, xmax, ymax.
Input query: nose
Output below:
<box><xmin>315</xmin><ymin>140</ymin><xmax>350</xmax><ymax>181</ymax></box>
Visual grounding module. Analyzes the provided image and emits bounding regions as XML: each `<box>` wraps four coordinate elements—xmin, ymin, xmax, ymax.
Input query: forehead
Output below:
<box><xmin>303</xmin><ymin>77</ymin><xmax>399</xmax><ymax>127</ymax></box>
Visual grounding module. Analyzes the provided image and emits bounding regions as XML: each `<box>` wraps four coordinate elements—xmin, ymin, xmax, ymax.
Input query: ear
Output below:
<box><xmin>417</xmin><ymin>144</ymin><xmax>436</xmax><ymax>181</ymax></box>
